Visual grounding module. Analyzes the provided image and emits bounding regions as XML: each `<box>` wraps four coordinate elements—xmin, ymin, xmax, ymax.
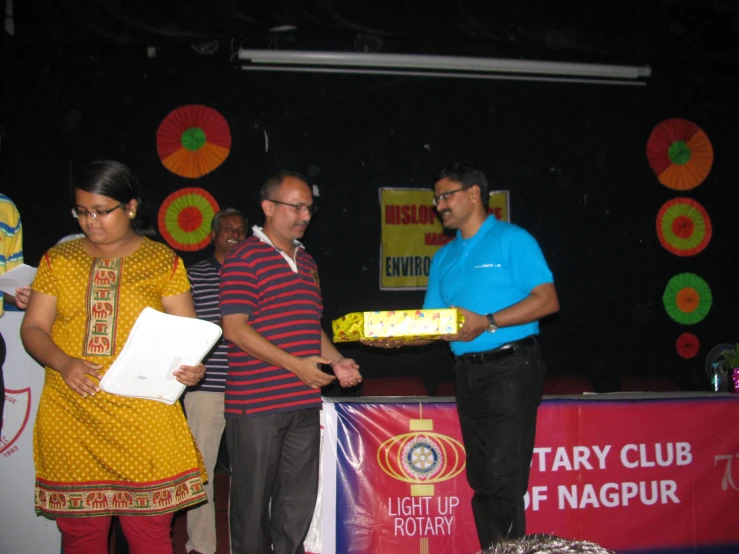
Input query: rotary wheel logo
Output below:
<box><xmin>377</xmin><ymin>404</ymin><xmax>465</xmax><ymax>497</ymax></box>
<box><xmin>403</xmin><ymin>437</ymin><xmax>442</xmax><ymax>479</ymax></box>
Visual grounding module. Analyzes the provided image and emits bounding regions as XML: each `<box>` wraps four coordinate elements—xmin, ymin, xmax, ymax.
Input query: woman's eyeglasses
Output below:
<box><xmin>72</xmin><ymin>204</ymin><xmax>126</xmax><ymax>220</ymax></box>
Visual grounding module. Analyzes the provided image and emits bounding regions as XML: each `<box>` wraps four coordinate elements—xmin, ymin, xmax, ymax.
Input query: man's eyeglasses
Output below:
<box><xmin>432</xmin><ymin>186</ymin><xmax>470</xmax><ymax>206</ymax></box>
<box><xmin>268</xmin><ymin>199</ymin><xmax>318</xmax><ymax>216</ymax></box>
<box><xmin>72</xmin><ymin>204</ymin><xmax>126</xmax><ymax>220</ymax></box>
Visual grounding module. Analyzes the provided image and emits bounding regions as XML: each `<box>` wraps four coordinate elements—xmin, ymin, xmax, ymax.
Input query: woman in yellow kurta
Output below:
<box><xmin>21</xmin><ymin>161</ymin><xmax>207</xmax><ymax>553</ymax></box>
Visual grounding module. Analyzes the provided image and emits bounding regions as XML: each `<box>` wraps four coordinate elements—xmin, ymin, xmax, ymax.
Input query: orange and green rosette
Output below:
<box><xmin>646</xmin><ymin>118</ymin><xmax>713</xmax><ymax>190</ymax></box>
<box><xmin>156</xmin><ymin>105</ymin><xmax>231</xmax><ymax>179</ymax></box>
<box><xmin>663</xmin><ymin>273</ymin><xmax>712</xmax><ymax>325</ymax></box>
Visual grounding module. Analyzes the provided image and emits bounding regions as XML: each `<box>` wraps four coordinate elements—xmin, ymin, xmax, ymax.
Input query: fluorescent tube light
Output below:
<box><xmin>238</xmin><ymin>49</ymin><xmax>651</xmax><ymax>84</ymax></box>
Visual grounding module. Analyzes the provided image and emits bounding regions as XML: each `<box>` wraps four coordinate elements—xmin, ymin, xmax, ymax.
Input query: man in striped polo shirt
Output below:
<box><xmin>220</xmin><ymin>171</ymin><xmax>362</xmax><ymax>554</ymax></box>
<box><xmin>184</xmin><ymin>208</ymin><xmax>248</xmax><ymax>554</ymax></box>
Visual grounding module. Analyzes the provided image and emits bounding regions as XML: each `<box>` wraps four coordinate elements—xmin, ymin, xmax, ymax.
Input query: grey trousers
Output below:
<box><xmin>184</xmin><ymin>391</ymin><xmax>226</xmax><ymax>554</ymax></box>
<box><xmin>226</xmin><ymin>408</ymin><xmax>320</xmax><ymax>554</ymax></box>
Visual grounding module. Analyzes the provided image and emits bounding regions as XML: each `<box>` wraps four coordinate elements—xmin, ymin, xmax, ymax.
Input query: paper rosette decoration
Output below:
<box><xmin>656</xmin><ymin>197</ymin><xmax>712</xmax><ymax>256</ymax></box>
<box><xmin>646</xmin><ymin>118</ymin><xmax>713</xmax><ymax>190</ymax></box>
<box><xmin>676</xmin><ymin>332</ymin><xmax>700</xmax><ymax>359</ymax></box>
<box><xmin>158</xmin><ymin>188</ymin><xmax>220</xmax><ymax>251</ymax></box>
<box><xmin>156</xmin><ymin>105</ymin><xmax>231</xmax><ymax>178</ymax></box>
<box><xmin>662</xmin><ymin>273</ymin><xmax>712</xmax><ymax>325</ymax></box>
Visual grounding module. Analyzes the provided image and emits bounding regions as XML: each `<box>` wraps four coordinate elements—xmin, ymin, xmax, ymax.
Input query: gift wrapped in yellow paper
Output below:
<box><xmin>332</xmin><ymin>309</ymin><xmax>463</xmax><ymax>343</ymax></box>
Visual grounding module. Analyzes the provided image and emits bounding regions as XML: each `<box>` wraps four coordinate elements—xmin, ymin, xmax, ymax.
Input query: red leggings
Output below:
<box><xmin>56</xmin><ymin>513</ymin><xmax>173</xmax><ymax>554</ymax></box>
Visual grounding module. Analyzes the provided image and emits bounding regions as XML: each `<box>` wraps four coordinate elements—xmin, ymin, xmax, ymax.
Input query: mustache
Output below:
<box><xmin>438</xmin><ymin>209</ymin><xmax>451</xmax><ymax>217</ymax></box>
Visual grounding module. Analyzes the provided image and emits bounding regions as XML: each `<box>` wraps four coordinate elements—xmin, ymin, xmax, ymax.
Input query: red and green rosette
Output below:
<box><xmin>158</xmin><ymin>187</ymin><xmax>220</xmax><ymax>251</ymax></box>
<box><xmin>656</xmin><ymin>198</ymin><xmax>712</xmax><ymax>256</ymax></box>
<box><xmin>156</xmin><ymin>105</ymin><xmax>231</xmax><ymax>179</ymax></box>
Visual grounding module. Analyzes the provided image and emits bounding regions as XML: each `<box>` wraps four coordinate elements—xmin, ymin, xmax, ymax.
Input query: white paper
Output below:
<box><xmin>99</xmin><ymin>307</ymin><xmax>222</xmax><ymax>404</ymax></box>
<box><xmin>0</xmin><ymin>264</ymin><xmax>37</xmax><ymax>296</ymax></box>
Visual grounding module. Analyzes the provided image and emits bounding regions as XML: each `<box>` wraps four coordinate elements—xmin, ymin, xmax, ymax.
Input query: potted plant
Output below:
<box><xmin>719</xmin><ymin>344</ymin><xmax>739</xmax><ymax>393</ymax></box>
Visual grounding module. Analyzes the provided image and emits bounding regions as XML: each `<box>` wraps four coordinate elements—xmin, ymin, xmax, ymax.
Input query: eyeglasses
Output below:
<box><xmin>268</xmin><ymin>199</ymin><xmax>318</xmax><ymax>215</ymax></box>
<box><xmin>432</xmin><ymin>186</ymin><xmax>470</xmax><ymax>206</ymax></box>
<box><xmin>71</xmin><ymin>204</ymin><xmax>126</xmax><ymax>220</ymax></box>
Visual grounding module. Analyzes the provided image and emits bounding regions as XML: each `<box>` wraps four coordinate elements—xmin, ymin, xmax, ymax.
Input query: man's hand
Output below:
<box><xmin>174</xmin><ymin>363</ymin><xmax>206</xmax><ymax>386</ymax></box>
<box><xmin>331</xmin><ymin>357</ymin><xmax>362</xmax><ymax>387</ymax></box>
<box><xmin>58</xmin><ymin>358</ymin><xmax>103</xmax><ymax>398</ymax></box>
<box><xmin>442</xmin><ymin>306</ymin><xmax>487</xmax><ymax>342</ymax></box>
<box><xmin>293</xmin><ymin>356</ymin><xmax>336</xmax><ymax>389</ymax></box>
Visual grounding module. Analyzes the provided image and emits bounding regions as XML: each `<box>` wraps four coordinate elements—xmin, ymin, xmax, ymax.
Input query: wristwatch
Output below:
<box><xmin>485</xmin><ymin>313</ymin><xmax>498</xmax><ymax>333</ymax></box>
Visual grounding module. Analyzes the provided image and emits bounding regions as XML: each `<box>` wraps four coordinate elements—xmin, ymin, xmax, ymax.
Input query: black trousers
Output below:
<box><xmin>454</xmin><ymin>341</ymin><xmax>545</xmax><ymax>549</ymax></box>
<box><xmin>226</xmin><ymin>408</ymin><xmax>320</xmax><ymax>554</ymax></box>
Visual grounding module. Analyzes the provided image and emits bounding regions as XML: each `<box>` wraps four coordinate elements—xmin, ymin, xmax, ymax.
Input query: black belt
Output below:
<box><xmin>456</xmin><ymin>336</ymin><xmax>537</xmax><ymax>364</ymax></box>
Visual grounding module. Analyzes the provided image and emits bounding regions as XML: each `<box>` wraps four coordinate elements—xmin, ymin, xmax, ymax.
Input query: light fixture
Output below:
<box><xmin>238</xmin><ymin>49</ymin><xmax>651</xmax><ymax>86</ymax></box>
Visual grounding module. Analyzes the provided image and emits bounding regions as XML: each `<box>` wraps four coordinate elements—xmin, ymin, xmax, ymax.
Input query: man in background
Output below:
<box><xmin>184</xmin><ymin>208</ymin><xmax>248</xmax><ymax>554</ymax></box>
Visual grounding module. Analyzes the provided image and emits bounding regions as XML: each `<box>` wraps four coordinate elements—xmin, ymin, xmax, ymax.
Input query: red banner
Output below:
<box><xmin>331</xmin><ymin>396</ymin><xmax>739</xmax><ymax>553</ymax></box>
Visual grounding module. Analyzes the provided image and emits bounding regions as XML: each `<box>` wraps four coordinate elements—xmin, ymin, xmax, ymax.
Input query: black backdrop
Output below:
<box><xmin>3</xmin><ymin>43</ymin><xmax>737</xmax><ymax>393</ymax></box>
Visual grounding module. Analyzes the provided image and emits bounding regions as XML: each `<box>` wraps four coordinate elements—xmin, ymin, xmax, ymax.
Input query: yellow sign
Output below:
<box><xmin>380</xmin><ymin>188</ymin><xmax>510</xmax><ymax>290</ymax></box>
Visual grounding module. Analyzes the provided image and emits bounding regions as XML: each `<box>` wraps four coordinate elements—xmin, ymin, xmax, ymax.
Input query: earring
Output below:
<box><xmin>129</xmin><ymin>212</ymin><xmax>136</xmax><ymax>218</ymax></box>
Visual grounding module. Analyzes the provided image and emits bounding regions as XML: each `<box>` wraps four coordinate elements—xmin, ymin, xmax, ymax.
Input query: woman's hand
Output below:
<box><xmin>14</xmin><ymin>286</ymin><xmax>31</xmax><ymax>310</ymax></box>
<box><xmin>58</xmin><ymin>358</ymin><xmax>103</xmax><ymax>398</ymax></box>
<box><xmin>174</xmin><ymin>363</ymin><xmax>206</xmax><ymax>386</ymax></box>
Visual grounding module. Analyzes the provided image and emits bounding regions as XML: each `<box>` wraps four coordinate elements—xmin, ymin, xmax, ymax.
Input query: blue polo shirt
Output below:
<box><xmin>423</xmin><ymin>215</ymin><xmax>554</xmax><ymax>355</ymax></box>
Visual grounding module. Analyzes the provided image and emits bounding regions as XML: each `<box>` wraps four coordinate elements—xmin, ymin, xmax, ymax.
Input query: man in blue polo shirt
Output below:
<box><xmin>365</xmin><ymin>162</ymin><xmax>559</xmax><ymax>548</ymax></box>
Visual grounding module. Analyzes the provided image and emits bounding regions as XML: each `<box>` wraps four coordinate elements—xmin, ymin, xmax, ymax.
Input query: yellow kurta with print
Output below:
<box><xmin>31</xmin><ymin>238</ymin><xmax>206</xmax><ymax>518</ymax></box>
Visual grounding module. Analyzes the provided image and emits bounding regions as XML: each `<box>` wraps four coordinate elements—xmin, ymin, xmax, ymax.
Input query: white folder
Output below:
<box><xmin>99</xmin><ymin>307</ymin><xmax>222</xmax><ymax>404</ymax></box>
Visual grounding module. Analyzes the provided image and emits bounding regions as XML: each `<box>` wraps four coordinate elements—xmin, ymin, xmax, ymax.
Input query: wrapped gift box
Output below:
<box><xmin>332</xmin><ymin>309</ymin><xmax>462</xmax><ymax>343</ymax></box>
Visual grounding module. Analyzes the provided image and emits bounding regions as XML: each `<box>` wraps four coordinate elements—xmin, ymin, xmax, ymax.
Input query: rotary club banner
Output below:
<box><xmin>319</xmin><ymin>397</ymin><xmax>739</xmax><ymax>554</ymax></box>
<box><xmin>333</xmin><ymin>402</ymin><xmax>478</xmax><ymax>554</ymax></box>
<box><xmin>380</xmin><ymin>188</ymin><xmax>509</xmax><ymax>290</ymax></box>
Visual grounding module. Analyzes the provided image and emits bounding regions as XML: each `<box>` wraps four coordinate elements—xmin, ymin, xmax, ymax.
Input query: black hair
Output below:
<box><xmin>70</xmin><ymin>160</ymin><xmax>154</xmax><ymax>237</ymax></box>
<box><xmin>260</xmin><ymin>170</ymin><xmax>311</xmax><ymax>201</ymax></box>
<box><xmin>435</xmin><ymin>161</ymin><xmax>489</xmax><ymax>205</ymax></box>
<box><xmin>211</xmin><ymin>208</ymin><xmax>247</xmax><ymax>233</ymax></box>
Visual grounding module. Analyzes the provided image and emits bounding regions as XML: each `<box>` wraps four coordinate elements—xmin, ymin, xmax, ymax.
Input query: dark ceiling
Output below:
<box><xmin>9</xmin><ymin>0</ymin><xmax>739</xmax><ymax>69</ymax></box>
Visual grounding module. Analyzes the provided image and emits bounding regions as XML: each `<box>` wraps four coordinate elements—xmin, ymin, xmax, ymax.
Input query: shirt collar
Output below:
<box><xmin>208</xmin><ymin>255</ymin><xmax>222</xmax><ymax>270</ymax></box>
<box><xmin>251</xmin><ymin>225</ymin><xmax>304</xmax><ymax>273</ymax></box>
<box><xmin>251</xmin><ymin>225</ymin><xmax>305</xmax><ymax>251</ymax></box>
<box><xmin>455</xmin><ymin>214</ymin><xmax>498</xmax><ymax>243</ymax></box>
